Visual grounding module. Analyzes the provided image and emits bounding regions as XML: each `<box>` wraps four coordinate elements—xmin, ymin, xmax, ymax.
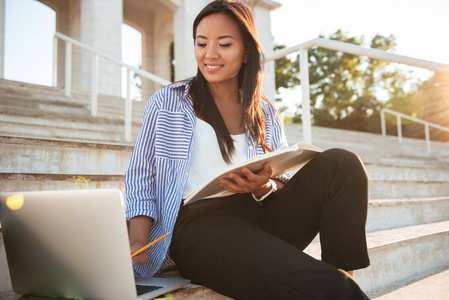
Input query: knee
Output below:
<box><xmin>321</xmin><ymin>148</ymin><xmax>367</xmax><ymax>177</ymax></box>
<box><xmin>321</xmin><ymin>148</ymin><xmax>361</xmax><ymax>164</ymax></box>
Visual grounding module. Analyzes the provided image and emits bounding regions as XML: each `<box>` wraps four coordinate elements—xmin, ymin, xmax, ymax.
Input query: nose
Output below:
<box><xmin>205</xmin><ymin>45</ymin><xmax>219</xmax><ymax>59</ymax></box>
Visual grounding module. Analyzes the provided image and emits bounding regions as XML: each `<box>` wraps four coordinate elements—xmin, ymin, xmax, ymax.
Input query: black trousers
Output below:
<box><xmin>171</xmin><ymin>148</ymin><xmax>371</xmax><ymax>300</ymax></box>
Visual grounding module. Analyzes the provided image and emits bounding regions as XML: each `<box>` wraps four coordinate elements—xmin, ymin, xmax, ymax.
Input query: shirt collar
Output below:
<box><xmin>168</xmin><ymin>80</ymin><xmax>192</xmax><ymax>101</ymax></box>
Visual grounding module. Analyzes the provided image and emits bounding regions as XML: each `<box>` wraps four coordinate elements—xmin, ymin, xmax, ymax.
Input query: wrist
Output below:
<box><xmin>252</xmin><ymin>181</ymin><xmax>272</xmax><ymax>198</ymax></box>
<box><xmin>252</xmin><ymin>179</ymin><xmax>276</xmax><ymax>202</ymax></box>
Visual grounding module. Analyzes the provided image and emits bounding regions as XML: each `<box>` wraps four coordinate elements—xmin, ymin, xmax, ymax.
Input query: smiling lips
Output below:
<box><xmin>205</xmin><ymin>64</ymin><xmax>223</xmax><ymax>71</ymax></box>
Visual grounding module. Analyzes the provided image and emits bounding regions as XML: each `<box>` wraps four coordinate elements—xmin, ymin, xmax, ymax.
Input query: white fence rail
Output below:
<box><xmin>53</xmin><ymin>32</ymin><xmax>171</xmax><ymax>142</ymax></box>
<box><xmin>380</xmin><ymin>108</ymin><xmax>449</xmax><ymax>154</ymax></box>
<box><xmin>54</xmin><ymin>33</ymin><xmax>449</xmax><ymax>145</ymax></box>
<box><xmin>265</xmin><ymin>37</ymin><xmax>449</xmax><ymax>144</ymax></box>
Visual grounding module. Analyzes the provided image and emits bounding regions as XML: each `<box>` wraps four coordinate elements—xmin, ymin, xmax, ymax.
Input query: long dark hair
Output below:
<box><xmin>190</xmin><ymin>0</ymin><xmax>272</xmax><ymax>163</ymax></box>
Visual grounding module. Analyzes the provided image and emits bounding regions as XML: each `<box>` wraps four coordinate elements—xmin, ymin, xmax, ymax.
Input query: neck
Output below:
<box><xmin>208</xmin><ymin>81</ymin><xmax>240</xmax><ymax>104</ymax></box>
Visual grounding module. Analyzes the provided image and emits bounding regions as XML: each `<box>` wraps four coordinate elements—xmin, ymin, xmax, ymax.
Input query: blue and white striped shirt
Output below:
<box><xmin>125</xmin><ymin>80</ymin><xmax>290</xmax><ymax>277</ymax></box>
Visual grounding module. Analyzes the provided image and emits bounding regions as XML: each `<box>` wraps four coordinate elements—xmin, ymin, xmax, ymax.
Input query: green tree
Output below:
<box><xmin>274</xmin><ymin>44</ymin><xmax>300</xmax><ymax>101</ymax></box>
<box><xmin>308</xmin><ymin>30</ymin><xmax>415</xmax><ymax>132</ymax></box>
<box><xmin>274</xmin><ymin>30</ymin><xmax>420</xmax><ymax>134</ymax></box>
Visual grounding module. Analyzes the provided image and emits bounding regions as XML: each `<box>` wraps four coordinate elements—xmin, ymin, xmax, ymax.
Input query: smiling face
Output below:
<box><xmin>194</xmin><ymin>13</ymin><xmax>248</xmax><ymax>89</ymax></box>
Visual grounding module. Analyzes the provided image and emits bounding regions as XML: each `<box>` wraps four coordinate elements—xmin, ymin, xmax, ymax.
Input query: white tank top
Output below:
<box><xmin>183</xmin><ymin>117</ymin><xmax>248</xmax><ymax>198</ymax></box>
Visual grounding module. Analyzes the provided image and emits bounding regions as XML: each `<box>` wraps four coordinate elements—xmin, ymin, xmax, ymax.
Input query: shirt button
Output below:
<box><xmin>249</xmin><ymin>146</ymin><xmax>253</xmax><ymax>149</ymax></box>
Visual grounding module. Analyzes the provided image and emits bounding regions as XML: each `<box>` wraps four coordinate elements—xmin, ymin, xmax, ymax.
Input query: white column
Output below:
<box><xmin>0</xmin><ymin>0</ymin><xmax>5</xmax><ymax>78</ymax></box>
<box><xmin>173</xmin><ymin>0</ymin><xmax>209</xmax><ymax>81</ymax></box>
<box><xmin>80</xmin><ymin>0</ymin><xmax>122</xmax><ymax>96</ymax></box>
<box><xmin>252</xmin><ymin>0</ymin><xmax>280</xmax><ymax>103</ymax></box>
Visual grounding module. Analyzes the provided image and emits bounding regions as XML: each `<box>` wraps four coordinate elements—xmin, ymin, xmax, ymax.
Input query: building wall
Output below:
<box><xmin>0</xmin><ymin>0</ymin><xmax>4</xmax><ymax>78</ymax></box>
<box><xmin>173</xmin><ymin>0</ymin><xmax>211</xmax><ymax>81</ymax></box>
<box><xmin>252</xmin><ymin>1</ymin><xmax>279</xmax><ymax>102</ymax></box>
<box><xmin>80</xmin><ymin>0</ymin><xmax>122</xmax><ymax>96</ymax></box>
<box><xmin>2</xmin><ymin>0</ymin><xmax>279</xmax><ymax>101</ymax></box>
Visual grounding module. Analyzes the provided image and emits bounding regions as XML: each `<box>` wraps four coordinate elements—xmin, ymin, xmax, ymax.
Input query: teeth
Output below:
<box><xmin>206</xmin><ymin>65</ymin><xmax>221</xmax><ymax>69</ymax></box>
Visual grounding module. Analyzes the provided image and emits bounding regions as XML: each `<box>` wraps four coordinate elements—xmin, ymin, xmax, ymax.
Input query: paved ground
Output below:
<box><xmin>368</xmin><ymin>264</ymin><xmax>449</xmax><ymax>300</ymax></box>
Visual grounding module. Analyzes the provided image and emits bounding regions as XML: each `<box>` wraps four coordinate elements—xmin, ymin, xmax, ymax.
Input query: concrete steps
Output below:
<box><xmin>367</xmin><ymin>197</ymin><xmax>449</xmax><ymax>232</ymax></box>
<box><xmin>369</xmin><ymin>264</ymin><xmax>449</xmax><ymax>299</ymax></box>
<box><xmin>303</xmin><ymin>220</ymin><xmax>449</xmax><ymax>295</ymax></box>
<box><xmin>0</xmin><ymin>114</ymin><xmax>141</xmax><ymax>143</ymax></box>
<box><xmin>1</xmin><ymin>81</ymin><xmax>449</xmax><ymax>298</ymax></box>
<box><xmin>364</xmin><ymin>163</ymin><xmax>449</xmax><ymax>181</ymax></box>
<box><xmin>2</xmin><ymin>135</ymin><xmax>449</xmax><ymax>199</ymax></box>
<box><xmin>0</xmin><ymin>136</ymin><xmax>132</xmax><ymax>175</ymax></box>
<box><xmin>0</xmin><ymin>173</ymin><xmax>125</xmax><ymax>192</ymax></box>
<box><xmin>0</xmin><ymin>79</ymin><xmax>145</xmax><ymax>141</ymax></box>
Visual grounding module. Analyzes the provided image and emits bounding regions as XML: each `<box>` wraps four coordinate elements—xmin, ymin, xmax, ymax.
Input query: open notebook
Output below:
<box><xmin>0</xmin><ymin>189</ymin><xmax>190</xmax><ymax>299</ymax></box>
<box><xmin>184</xmin><ymin>141</ymin><xmax>323</xmax><ymax>204</ymax></box>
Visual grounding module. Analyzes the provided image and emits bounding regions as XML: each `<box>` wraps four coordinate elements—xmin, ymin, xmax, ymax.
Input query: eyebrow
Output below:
<box><xmin>196</xmin><ymin>35</ymin><xmax>234</xmax><ymax>40</ymax></box>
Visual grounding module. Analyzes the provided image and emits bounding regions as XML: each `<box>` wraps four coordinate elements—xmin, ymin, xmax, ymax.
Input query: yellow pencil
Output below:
<box><xmin>131</xmin><ymin>232</ymin><xmax>171</xmax><ymax>258</ymax></box>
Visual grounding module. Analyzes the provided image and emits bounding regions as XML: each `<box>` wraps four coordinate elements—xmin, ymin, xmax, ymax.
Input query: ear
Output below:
<box><xmin>243</xmin><ymin>48</ymin><xmax>250</xmax><ymax>63</ymax></box>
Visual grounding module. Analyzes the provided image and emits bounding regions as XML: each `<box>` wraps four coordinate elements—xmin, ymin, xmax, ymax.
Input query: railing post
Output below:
<box><xmin>125</xmin><ymin>69</ymin><xmax>132</xmax><ymax>142</ymax></box>
<box><xmin>397</xmin><ymin>115</ymin><xmax>402</xmax><ymax>143</ymax></box>
<box><xmin>300</xmin><ymin>47</ymin><xmax>312</xmax><ymax>144</ymax></box>
<box><xmin>381</xmin><ymin>109</ymin><xmax>386</xmax><ymax>137</ymax></box>
<box><xmin>91</xmin><ymin>53</ymin><xmax>99</xmax><ymax>117</ymax></box>
<box><xmin>425</xmin><ymin>123</ymin><xmax>431</xmax><ymax>155</ymax></box>
<box><xmin>65</xmin><ymin>42</ymin><xmax>72</xmax><ymax>97</ymax></box>
<box><xmin>53</xmin><ymin>36</ymin><xmax>58</xmax><ymax>87</ymax></box>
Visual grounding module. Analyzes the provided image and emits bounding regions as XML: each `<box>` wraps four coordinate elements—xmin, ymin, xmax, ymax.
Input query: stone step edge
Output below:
<box><xmin>366</xmin><ymin>220</ymin><xmax>449</xmax><ymax>250</ymax></box>
<box><xmin>363</xmin><ymin>161</ymin><xmax>449</xmax><ymax>171</ymax></box>
<box><xmin>0</xmin><ymin>111</ymin><xmax>143</xmax><ymax>127</ymax></box>
<box><xmin>369</xmin><ymin>197</ymin><xmax>449</xmax><ymax>207</ymax></box>
<box><xmin>0</xmin><ymin>96</ymin><xmax>87</xmax><ymax>109</ymax></box>
<box><xmin>0</xmin><ymin>135</ymin><xmax>134</xmax><ymax>150</ymax></box>
<box><xmin>367</xmin><ymin>263</ymin><xmax>449</xmax><ymax>299</ymax></box>
<box><xmin>0</xmin><ymin>173</ymin><xmax>124</xmax><ymax>182</ymax></box>
<box><xmin>0</xmin><ymin>94</ymin><xmax>146</xmax><ymax>116</ymax></box>
<box><xmin>304</xmin><ymin>220</ymin><xmax>449</xmax><ymax>260</ymax></box>
<box><xmin>0</xmin><ymin>78</ymin><xmax>131</xmax><ymax>103</ymax></box>
<box><xmin>0</xmin><ymin>131</ymin><xmax>136</xmax><ymax>145</ymax></box>
<box><xmin>285</xmin><ymin>123</ymin><xmax>449</xmax><ymax>147</ymax></box>
<box><xmin>0</xmin><ymin>118</ymin><xmax>142</xmax><ymax>135</ymax></box>
<box><xmin>369</xmin><ymin>178</ymin><xmax>449</xmax><ymax>184</ymax></box>
<box><xmin>1</xmin><ymin>172</ymin><xmax>447</xmax><ymax>206</ymax></box>
<box><xmin>1</xmin><ymin>135</ymin><xmax>446</xmax><ymax>172</ymax></box>
<box><xmin>3</xmin><ymin>170</ymin><xmax>449</xmax><ymax>189</ymax></box>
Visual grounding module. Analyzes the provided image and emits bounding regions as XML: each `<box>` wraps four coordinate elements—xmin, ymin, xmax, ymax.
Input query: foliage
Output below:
<box><xmin>274</xmin><ymin>30</ymin><xmax>425</xmax><ymax>135</ymax></box>
<box><xmin>274</xmin><ymin>44</ymin><xmax>300</xmax><ymax>101</ymax></box>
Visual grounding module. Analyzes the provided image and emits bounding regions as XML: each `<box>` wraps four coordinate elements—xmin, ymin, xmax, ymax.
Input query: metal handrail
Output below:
<box><xmin>264</xmin><ymin>37</ymin><xmax>449</xmax><ymax>144</ymax></box>
<box><xmin>53</xmin><ymin>32</ymin><xmax>449</xmax><ymax>145</ymax></box>
<box><xmin>380</xmin><ymin>108</ymin><xmax>449</xmax><ymax>154</ymax></box>
<box><xmin>53</xmin><ymin>32</ymin><xmax>172</xmax><ymax>142</ymax></box>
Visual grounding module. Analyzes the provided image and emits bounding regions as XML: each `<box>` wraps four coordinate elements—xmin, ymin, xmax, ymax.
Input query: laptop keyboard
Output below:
<box><xmin>136</xmin><ymin>284</ymin><xmax>164</xmax><ymax>296</ymax></box>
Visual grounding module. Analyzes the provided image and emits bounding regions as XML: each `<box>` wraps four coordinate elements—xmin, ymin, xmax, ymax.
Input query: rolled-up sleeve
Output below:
<box><xmin>125</xmin><ymin>95</ymin><xmax>160</xmax><ymax>222</ymax></box>
<box><xmin>265</xmin><ymin>103</ymin><xmax>292</xmax><ymax>183</ymax></box>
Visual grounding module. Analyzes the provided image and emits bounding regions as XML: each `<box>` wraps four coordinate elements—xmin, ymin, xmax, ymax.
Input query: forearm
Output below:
<box><xmin>129</xmin><ymin>215</ymin><xmax>153</xmax><ymax>244</ymax></box>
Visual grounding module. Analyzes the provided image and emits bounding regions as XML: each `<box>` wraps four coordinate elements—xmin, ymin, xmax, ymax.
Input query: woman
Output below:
<box><xmin>125</xmin><ymin>0</ymin><xmax>370</xmax><ymax>299</ymax></box>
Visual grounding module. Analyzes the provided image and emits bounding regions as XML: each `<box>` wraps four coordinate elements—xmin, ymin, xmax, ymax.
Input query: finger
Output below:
<box><xmin>219</xmin><ymin>178</ymin><xmax>247</xmax><ymax>193</ymax></box>
<box><xmin>241</xmin><ymin>167</ymin><xmax>257</xmax><ymax>181</ymax></box>
<box><xmin>226</xmin><ymin>172</ymin><xmax>246</xmax><ymax>186</ymax></box>
<box><xmin>260</xmin><ymin>161</ymin><xmax>272</xmax><ymax>175</ymax></box>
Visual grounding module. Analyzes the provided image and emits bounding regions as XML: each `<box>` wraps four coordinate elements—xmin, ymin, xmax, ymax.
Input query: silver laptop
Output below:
<box><xmin>0</xmin><ymin>189</ymin><xmax>190</xmax><ymax>299</ymax></box>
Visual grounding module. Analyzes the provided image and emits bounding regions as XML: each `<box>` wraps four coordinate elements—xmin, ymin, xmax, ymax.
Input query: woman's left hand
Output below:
<box><xmin>219</xmin><ymin>161</ymin><xmax>273</xmax><ymax>197</ymax></box>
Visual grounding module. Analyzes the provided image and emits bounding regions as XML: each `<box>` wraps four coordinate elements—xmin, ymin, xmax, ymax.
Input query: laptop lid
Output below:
<box><xmin>0</xmin><ymin>189</ymin><xmax>189</xmax><ymax>300</ymax></box>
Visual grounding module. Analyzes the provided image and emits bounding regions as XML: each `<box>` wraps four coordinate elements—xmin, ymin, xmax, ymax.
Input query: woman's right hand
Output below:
<box><xmin>130</xmin><ymin>242</ymin><xmax>150</xmax><ymax>265</ymax></box>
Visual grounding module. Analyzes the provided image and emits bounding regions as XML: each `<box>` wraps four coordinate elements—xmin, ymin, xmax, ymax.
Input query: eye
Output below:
<box><xmin>220</xmin><ymin>44</ymin><xmax>231</xmax><ymax>47</ymax></box>
<box><xmin>196</xmin><ymin>43</ymin><xmax>207</xmax><ymax>47</ymax></box>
